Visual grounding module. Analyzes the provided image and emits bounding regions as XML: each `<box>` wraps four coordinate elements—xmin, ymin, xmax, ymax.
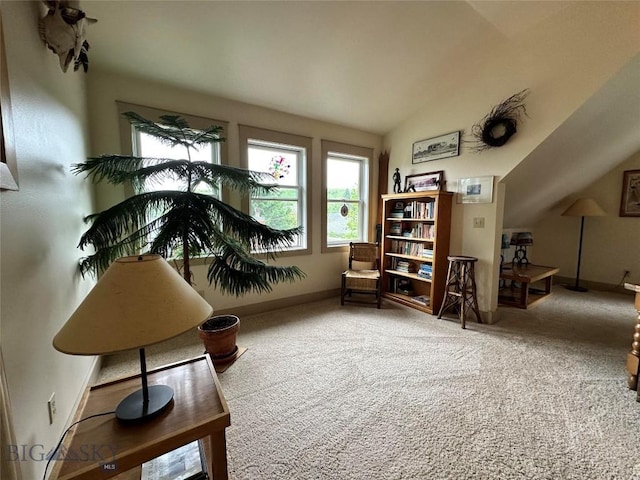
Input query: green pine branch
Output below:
<box><xmin>74</xmin><ymin>111</ymin><xmax>305</xmax><ymax>295</ymax></box>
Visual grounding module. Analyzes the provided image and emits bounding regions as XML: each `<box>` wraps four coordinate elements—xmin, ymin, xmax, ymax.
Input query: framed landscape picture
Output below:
<box><xmin>412</xmin><ymin>131</ymin><xmax>460</xmax><ymax>163</ymax></box>
<box><xmin>404</xmin><ymin>171</ymin><xmax>443</xmax><ymax>192</ymax></box>
<box><xmin>620</xmin><ymin>169</ymin><xmax>640</xmax><ymax>217</ymax></box>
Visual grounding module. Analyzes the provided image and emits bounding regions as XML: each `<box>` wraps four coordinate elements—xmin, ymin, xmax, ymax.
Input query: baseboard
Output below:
<box><xmin>213</xmin><ymin>288</ymin><xmax>341</xmax><ymax>317</ymax></box>
<box><xmin>47</xmin><ymin>355</ymin><xmax>102</xmax><ymax>479</ymax></box>
<box><xmin>554</xmin><ymin>275</ymin><xmax>634</xmax><ymax>295</ymax></box>
<box><xmin>481</xmin><ymin>309</ymin><xmax>498</xmax><ymax>325</ymax></box>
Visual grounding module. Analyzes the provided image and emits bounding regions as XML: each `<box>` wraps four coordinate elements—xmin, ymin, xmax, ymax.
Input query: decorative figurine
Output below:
<box><xmin>393</xmin><ymin>168</ymin><xmax>402</xmax><ymax>193</ymax></box>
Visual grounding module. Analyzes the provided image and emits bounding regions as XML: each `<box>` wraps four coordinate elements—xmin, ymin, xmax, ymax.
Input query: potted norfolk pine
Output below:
<box><xmin>74</xmin><ymin>112</ymin><xmax>304</xmax><ymax>364</ymax></box>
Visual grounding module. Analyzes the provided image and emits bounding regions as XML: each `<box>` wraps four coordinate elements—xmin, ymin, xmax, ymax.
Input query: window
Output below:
<box><xmin>133</xmin><ymin>128</ymin><xmax>220</xmax><ymax>197</ymax></box>
<box><xmin>322</xmin><ymin>140</ymin><xmax>372</xmax><ymax>250</ymax></box>
<box><xmin>239</xmin><ymin>126</ymin><xmax>311</xmax><ymax>255</ymax></box>
<box><xmin>117</xmin><ymin>102</ymin><xmax>229</xmax><ymax>258</ymax></box>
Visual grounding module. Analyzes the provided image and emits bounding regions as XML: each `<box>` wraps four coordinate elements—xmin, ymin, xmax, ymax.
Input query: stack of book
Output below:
<box><xmin>396</xmin><ymin>260</ymin><xmax>412</xmax><ymax>273</ymax></box>
<box><xmin>389</xmin><ymin>223</ymin><xmax>402</xmax><ymax>235</ymax></box>
<box><xmin>417</xmin><ymin>263</ymin><xmax>432</xmax><ymax>279</ymax></box>
<box><xmin>421</xmin><ymin>248</ymin><xmax>434</xmax><ymax>259</ymax></box>
<box><xmin>390</xmin><ymin>202</ymin><xmax>405</xmax><ymax>218</ymax></box>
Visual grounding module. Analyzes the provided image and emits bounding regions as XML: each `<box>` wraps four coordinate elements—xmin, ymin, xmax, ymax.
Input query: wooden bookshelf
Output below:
<box><xmin>380</xmin><ymin>191</ymin><xmax>452</xmax><ymax>314</ymax></box>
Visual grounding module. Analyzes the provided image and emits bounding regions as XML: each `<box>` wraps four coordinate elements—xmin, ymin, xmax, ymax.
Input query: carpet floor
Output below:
<box><xmin>99</xmin><ymin>288</ymin><xmax>640</xmax><ymax>479</ymax></box>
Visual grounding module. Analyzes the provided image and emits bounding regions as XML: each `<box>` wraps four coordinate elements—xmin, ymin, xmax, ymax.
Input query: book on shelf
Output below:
<box><xmin>141</xmin><ymin>440</ymin><xmax>208</xmax><ymax>480</ymax></box>
<box><xmin>417</xmin><ymin>263</ymin><xmax>432</xmax><ymax>279</ymax></box>
<box><xmin>395</xmin><ymin>260</ymin><xmax>415</xmax><ymax>273</ymax></box>
<box><xmin>390</xmin><ymin>201</ymin><xmax>405</xmax><ymax>218</ymax></box>
<box><xmin>406</xmin><ymin>200</ymin><xmax>435</xmax><ymax>219</ymax></box>
<box><xmin>389</xmin><ymin>223</ymin><xmax>402</xmax><ymax>235</ymax></box>
<box><xmin>421</xmin><ymin>249</ymin><xmax>433</xmax><ymax>258</ymax></box>
<box><xmin>411</xmin><ymin>295</ymin><xmax>430</xmax><ymax>306</ymax></box>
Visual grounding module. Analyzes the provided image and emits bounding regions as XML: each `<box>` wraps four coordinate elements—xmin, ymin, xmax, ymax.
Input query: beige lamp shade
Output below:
<box><xmin>561</xmin><ymin>198</ymin><xmax>606</xmax><ymax>217</ymax></box>
<box><xmin>53</xmin><ymin>255</ymin><xmax>213</xmax><ymax>355</ymax></box>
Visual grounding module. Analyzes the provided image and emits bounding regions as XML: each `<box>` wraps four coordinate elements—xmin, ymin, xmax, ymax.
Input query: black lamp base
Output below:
<box><xmin>565</xmin><ymin>285</ymin><xmax>588</xmax><ymax>293</ymax></box>
<box><xmin>116</xmin><ymin>384</ymin><xmax>174</xmax><ymax>422</ymax></box>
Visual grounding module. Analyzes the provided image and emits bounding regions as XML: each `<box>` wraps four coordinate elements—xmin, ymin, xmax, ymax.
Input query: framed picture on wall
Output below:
<box><xmin>412</xmin><ymin>131</ymin><xmax>460</xmax><ymax>163</ymax></box>
<box><xmin>620</xmin><ymin>169</ymin><xmax>640</xmax><ymax>217</ymax></box>
<box><xmin>457</xmin><ymin>176</ymin><xmax>494</xmax><ymax>204</ymax></box>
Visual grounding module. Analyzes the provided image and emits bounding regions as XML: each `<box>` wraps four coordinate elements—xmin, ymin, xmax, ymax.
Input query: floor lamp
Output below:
<box><xmin>561</xmin><ymin>198</ymin><xmax>605</xmax><ymax>292</ymax></box>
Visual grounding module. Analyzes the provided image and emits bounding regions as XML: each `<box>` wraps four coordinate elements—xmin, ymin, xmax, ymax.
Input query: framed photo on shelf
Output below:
<box><xmin>412</xmin><ymin>131</ymin><xmax>460</xmax><ymax>163</ymax></box>
<box><xmin>404</xmin><ymin>170</ymin><xmax>444</xmax><ymax>192</ymax></box>
<box><xmin>620</xmin><ymin>169</ymin><xmax>640</xmax><ymax>217</ymax></box>
<box><xmin>457</xmin><ymin>176</ymin><xmax>494</xmax><ymax>204</ymax></box>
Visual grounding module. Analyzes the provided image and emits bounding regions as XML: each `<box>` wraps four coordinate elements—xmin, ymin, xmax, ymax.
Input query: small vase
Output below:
<box><xmin>197</xmin><ymin>314</ymin><xmax>240</xmax><ymax>360</ymax></box>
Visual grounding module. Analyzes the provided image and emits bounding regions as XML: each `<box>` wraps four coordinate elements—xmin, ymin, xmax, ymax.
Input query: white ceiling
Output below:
<box><xmin>83</xmin><ymin>0</ymin><xmax>570</xmax><ymax>135</ymax></box>
<box><xmin>79</xmin><ymin>1</ymin><xmax>639</xmax><ymax>227</ymax></box>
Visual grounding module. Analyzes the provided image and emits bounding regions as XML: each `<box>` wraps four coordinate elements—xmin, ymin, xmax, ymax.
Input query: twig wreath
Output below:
<box><xmin>471</xmin><ymin>89</ymin><xmax>530</xmax><ymax>152</ymax></box>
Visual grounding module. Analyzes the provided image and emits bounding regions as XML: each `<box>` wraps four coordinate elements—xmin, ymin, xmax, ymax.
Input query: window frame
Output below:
<box><xmin>238</xmin><ymin>125</ymin><xmax>312</xmax><ymax>257</ymax></box>
<box><xmin>321</xmin><ymin>140</ymin><xmax>373</xmax><ymax>253</ymax></box>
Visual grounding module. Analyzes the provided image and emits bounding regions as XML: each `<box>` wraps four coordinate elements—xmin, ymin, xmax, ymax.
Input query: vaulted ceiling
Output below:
<box><xmin>81</xmin><ymin>1</ymin><xmax>639</xmax><ymax>227</ymax></box>
<box><xmin>84</xmin><ymin>1</ymin><xmax>573</xmax><ymax>135</ymax></box>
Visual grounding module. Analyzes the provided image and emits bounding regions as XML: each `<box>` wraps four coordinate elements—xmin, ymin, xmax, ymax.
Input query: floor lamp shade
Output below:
<box><xmin>53</xmin><ymin>255</ymin><xmax>213</xmax><ymax>421</ymax></box>
<box><xmin>561</xmin><ymin>198</ymin><xmax>605</xmax><ymax>292</ymax></box>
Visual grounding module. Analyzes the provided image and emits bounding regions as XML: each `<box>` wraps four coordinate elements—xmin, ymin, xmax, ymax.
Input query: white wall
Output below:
<box><xmin>383</xmin><ymin>1</ymin><xmax>640</xmax><ymax>318</ymax></box>
<box><xmin>0</xmin><ymin>2</ymin><xmax>96</xmax><ymax>479</ymax></box>
<box><xmin>85</xmin><ymin>70</ymin><xmax>382</xmax><ymax>312</ymax></box>
<box><xmin>533</xmin><ymin>152</ymin><xmax>640</xmax><ymax>286</ymax></box>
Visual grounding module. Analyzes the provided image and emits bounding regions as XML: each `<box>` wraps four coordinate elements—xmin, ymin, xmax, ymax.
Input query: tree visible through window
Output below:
<box><xmin>325</xmin><ymin>151</ymin><xmax>369</xmax><ymax>246</ymax></box>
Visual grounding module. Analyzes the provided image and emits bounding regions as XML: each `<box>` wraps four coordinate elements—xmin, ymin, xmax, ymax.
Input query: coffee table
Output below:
<box><xmin>499</xmin><ymin>263</ymin><xmax>560</xmax><ymax>309</ymax></box>
<box><xmin>50</xmin><ymin>355</ymin><xmax>230</xmax><ymax>480</ymax></box>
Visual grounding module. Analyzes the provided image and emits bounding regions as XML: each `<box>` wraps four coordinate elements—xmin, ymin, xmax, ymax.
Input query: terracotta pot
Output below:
<box><xmin>198</xmin><ymin>314</ymin><xmax>240</xmax><ymax>359</ymax></box>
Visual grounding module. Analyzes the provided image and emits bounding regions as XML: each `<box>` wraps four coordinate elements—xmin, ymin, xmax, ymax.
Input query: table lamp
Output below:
<box><xmin>510</xmin><ymin>231</ymin><xmax>533</xmax><ymax>266</ymax></box>
<box><xmin>53</xmin><ymin>255</ymin><xmax>213</xmax><ymax>422</ymax></box>
<box><xmin>561</xmin><ymin>198</ymin><xmax>605</xmax><ymax>292</ymax></box>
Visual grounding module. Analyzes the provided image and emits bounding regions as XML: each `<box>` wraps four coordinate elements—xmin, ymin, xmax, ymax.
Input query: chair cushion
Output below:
<box><xmin>343</xmin><ymin>269</ymin><xmax>380</xmax><ymax>279</ymax></box>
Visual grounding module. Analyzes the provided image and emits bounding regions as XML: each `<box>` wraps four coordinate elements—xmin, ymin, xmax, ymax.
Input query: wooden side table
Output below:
<box><xmin>624</xmin><ymin>283</ymin><xmax>640</xmax><ymax>394</ymax></box>
<box><xmin>498</xmin><ymin>263</ymin><xmax>560</xmax><ymax>309</ymax></box>
<box><xmin>50</xmin><ymin>355</ymin><xmax>230</xmax><ymax>480</ymax></box>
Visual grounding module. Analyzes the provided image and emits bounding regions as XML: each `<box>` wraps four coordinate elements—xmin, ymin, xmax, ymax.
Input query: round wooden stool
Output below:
<box><xmin>437</xmin><ymin>255</ymin><xmax>482</xmax><ymax>329</ymax></box>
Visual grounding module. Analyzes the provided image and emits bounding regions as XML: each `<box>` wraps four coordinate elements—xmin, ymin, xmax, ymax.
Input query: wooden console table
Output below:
<box><xmin>624</xmin><ymin>283</ymin><xmax>640</xmax><ymax>396</ymax></box>
<box><xmin>498</xmin><ymin>263</ymin><xmax>560</xmax><ymax>309</ymax></box>
<box><xmin>50</xmin><ymin>355</ymin><xmax>230</xmax><ymax>480</ymax></box>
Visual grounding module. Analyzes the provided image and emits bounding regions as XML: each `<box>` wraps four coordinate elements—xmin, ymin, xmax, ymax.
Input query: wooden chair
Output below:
<box><xmin>341</xmin><ymin>242</ymin><xmax>381</xmax><ymax>308</ymax></box>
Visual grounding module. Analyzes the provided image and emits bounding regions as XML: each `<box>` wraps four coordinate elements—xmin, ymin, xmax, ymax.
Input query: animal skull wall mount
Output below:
<box><xmin>39</xmin><ymin>1</ymin><xmax>97</xmax><ymax>73</ymax></box>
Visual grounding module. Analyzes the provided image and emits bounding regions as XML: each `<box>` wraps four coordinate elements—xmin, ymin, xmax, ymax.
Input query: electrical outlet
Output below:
<box><xmin>48</xmin><ymin>392</ymin><xmax>56</xmax><ymax>425</ymax></box>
